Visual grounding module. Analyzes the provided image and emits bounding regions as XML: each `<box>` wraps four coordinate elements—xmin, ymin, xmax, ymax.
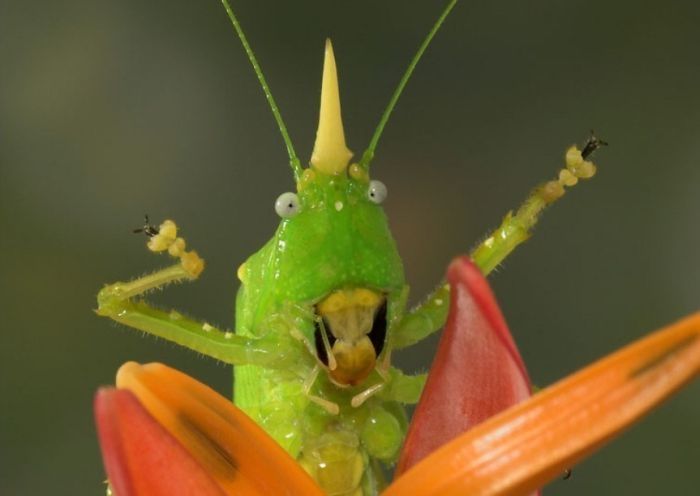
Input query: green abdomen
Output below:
<box><xmin>234</xmin><ymin>365</ymin><xmax>376</xmax><ymax>495</ymax></box>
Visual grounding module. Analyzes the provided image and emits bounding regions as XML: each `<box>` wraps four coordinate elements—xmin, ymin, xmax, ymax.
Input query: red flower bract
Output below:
<box><xmin>95</xmin><ymin>388</ymin><xmax>225</xmax><ymax>496</ymax></box>
<box><xmin>398</xmin><ymin>257</ymin><xmax>533</xmax><ymax>474</ymax></box>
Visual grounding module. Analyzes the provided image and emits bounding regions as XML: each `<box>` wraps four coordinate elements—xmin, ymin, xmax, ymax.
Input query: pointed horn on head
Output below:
<box><xmin>310</xmin><ymin>39</ymin><xmax>353</xmax><ymax>175</ymax></box>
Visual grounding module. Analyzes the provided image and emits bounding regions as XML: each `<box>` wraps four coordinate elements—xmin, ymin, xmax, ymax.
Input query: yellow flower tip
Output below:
<box><xmin>384</xmin><ymin>312</ymin><xmax>700</xmax><ymax>496</ymax></box>
<box><xmin>310</xmin><ymin>38</ymin><xmax>353</xmax><ymax>175</ymax></box>
<box><xmin>115</xmin><ymin>361</ymin><xmax>140</xmax><ymax>387</ymax></box>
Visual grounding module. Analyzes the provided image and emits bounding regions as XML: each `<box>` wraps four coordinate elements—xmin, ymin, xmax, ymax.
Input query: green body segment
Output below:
<box><xmin>234</xmin><ymin>171</ymin><xmax>408</xmax><ymax>494</ymax></box>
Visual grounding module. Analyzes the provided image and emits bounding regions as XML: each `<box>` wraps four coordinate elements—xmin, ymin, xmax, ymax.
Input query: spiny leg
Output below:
<box><xmin>350</xmin><ymin>352</ymin><xmax>400</xmax><ymax>408</ymax></box>
<box><xmin>284</xmin><ymin>302</ymin><xmax>338</xmax><ymax>372</ymax></box>
<box><xmin>303</xmin><ymin>365</ymin><xmax>340</xmax><ymax>415</ymax></box>
<box><xmin>390</xmin><ymin>283</ymin><xmax>450</xmax><ymax>350</ymax></box>
<box><xmin>315</xmin><ymin>316</ymin><xmax>338</xmax><ymax>372</ymax></box>
<box><xmin>471</xmin><ymin>135</ymin><xmax>606</xmax><ymax>275</ymax></box>
<box><xmin>392</xmin><ymin>136</ymin><xmax>606</xmax><ymax>349</ymax></box>
<box><xmin>97</xmin><ymin>218</ymin><xmax>288</xmax><ymax>368</ymax></box>
<box><xmin>351</xmin><ymin>383</ymin><xmax>386</xmax><ymax>409</ymax></box>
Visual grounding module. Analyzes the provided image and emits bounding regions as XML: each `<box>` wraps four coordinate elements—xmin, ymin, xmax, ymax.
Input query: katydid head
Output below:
<box><xmin>267</xmin><ymin>168</ymin><xmax>402</xmax><ymax>384</ymax></box>
<box><xmin>266</xmin><ymin>38</ymin><xmax>403</xmax><ymax>277</ymax></box>
<box><xmin>240</xmin><ymin>40</ymin><xmax>407</xmax><ymax>386</ymax></box>
<box><xmin>229</xmin><ymin>0</ymin><xmax>459</xmax><ymax>386</ymax></box>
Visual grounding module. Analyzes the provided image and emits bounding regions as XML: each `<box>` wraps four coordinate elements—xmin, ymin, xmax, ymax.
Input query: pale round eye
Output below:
<box><xmin>275</xmin><ymin>192</ymin><xmax>300</xmax><ymax>218</ymax></box>
<box><xmin>367</xmin><ymin>180</ymin><xmax>388</xmax><ymax>204</ymax></box>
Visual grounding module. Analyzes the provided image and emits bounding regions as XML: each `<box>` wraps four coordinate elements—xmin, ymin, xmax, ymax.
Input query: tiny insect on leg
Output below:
<box><xmin>96</xmin><ymin>219</ymin><xmax>290</xmax><ymax>368</ymax></box>
<box><xmin>391</xmin><ymin>136</ymin><xmax>605</xmax><ymax>350</ymax></box>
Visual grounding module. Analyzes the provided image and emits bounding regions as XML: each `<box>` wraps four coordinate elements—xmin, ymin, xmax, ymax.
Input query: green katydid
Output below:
<box><xmin>96</xmin><ymin>0</ymin><xmax>603</xmax><ymax>494</ymax></box>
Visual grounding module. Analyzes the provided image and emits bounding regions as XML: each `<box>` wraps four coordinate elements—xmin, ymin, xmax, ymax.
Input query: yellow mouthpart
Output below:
<box><xmin>316</xmin><ymin>288</ymin><xmax>385</xmax><ymax>386</ymax></box>
<box><xmin>316</xmin><ymin>288</ymin><xmax>383</xmax><ymax>315</ymax></box>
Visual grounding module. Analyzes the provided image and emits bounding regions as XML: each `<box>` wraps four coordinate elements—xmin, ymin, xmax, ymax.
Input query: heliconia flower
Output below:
<box><xmin>95</xmin><ymin>257</ymin><xmax>700</xmax><ymax>496</ymax></box>
<box><xmin>397</xmin><ymin>257</ymin><xmax>534</xmax><ymax>474</ymax></box>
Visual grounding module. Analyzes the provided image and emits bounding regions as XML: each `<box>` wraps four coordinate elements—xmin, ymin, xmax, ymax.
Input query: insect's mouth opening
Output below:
<box><xmin>313</xmin><ymin>288</ymin><xmax>387</xmax><ymax>386</ymax></box>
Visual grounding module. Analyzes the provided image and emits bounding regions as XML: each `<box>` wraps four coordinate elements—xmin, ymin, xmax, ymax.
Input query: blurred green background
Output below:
<box><xmin>1</xmin><ymin>0</ymin><xmax>699</xmax><ymax>494</ymax></box>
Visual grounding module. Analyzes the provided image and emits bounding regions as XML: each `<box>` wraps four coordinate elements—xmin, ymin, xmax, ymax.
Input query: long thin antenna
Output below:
<box><xmin>220</xmin><ymin>0</ymin><xmax>303</xmax><ymax>181</ymax></box>
<box><xmin>360</xmin><ymin>0</ymin><xmax>459</xmax><ymax>169</ymax></box>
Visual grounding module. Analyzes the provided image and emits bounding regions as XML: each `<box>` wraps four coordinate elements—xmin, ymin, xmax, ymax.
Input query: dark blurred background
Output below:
<box><xmin>1</xmin><ymin>0</ymin><xmax>699</xmax><ymax>494</ymax></box>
